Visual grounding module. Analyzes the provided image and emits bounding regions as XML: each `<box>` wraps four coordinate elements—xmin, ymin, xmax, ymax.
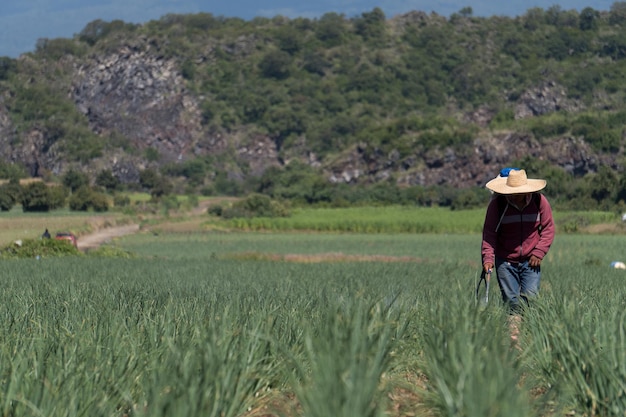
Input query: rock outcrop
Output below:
<box><xmin>1</xmin><ymin>38</ymin><xmax>614</xmax><ymax>191</ymax></box>
<box><xmin>71</xmin><ymin>43</ymin><xmax>206</xmax><ymax>162</ymax></box>
<box><xmin>324</xmin><ymin>130</ymin><xmax>614</xmax><ymax>189</ymax></box>
<box><xmin>515</xmin><ymin>81</ymin><xmax>583</xmax><ymax>119</ymax></box>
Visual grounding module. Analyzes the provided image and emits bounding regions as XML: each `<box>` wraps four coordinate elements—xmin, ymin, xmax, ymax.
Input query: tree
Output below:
<box><xmin>354</xmin><ymin>8</ymin><xmax>386</xmax><ymax>42</ymax></box>
<box><xmin>261</xmin><ymin>105</ymin><xmax>305</xmax><ymax>149</ymax></box>
<box><xmin>78</xmin><ymin>19</ymin><xmax>109</xmax><ymax>46</ymax></box>
<box><xmin>68</xmin><ymin>186</ymin><xmax>91</xmax><ymax>211</ymax></box>
<box><xmin>258</xmin><ymin>50</ymin><xmax>291</xmax><ymax>79</ymax></box>
<box><xmin>616</xmin><ymin>169</ymin><xmax>626</xmax><ymax>203</ymax></box>
<box><xmin>601</xmin><ymin>34</ymin><xmax>626</xmax><ymax>59</ymax></box>
<box><xmin>0</xmin><ymin>183</ymin><xmax>19</xmax><ymax>211</ymax></box>
<box><xmin>68</xmin><ymin>186</ymin><xmax>109</xmax><ymax>212</ymax></box>
<box><xmin>62</xmin><ymin>168</ymin><xmax>89</xmax><ymax>193</ymax></box>
<box><xmin>0</xmin><ymin>57</ymin><xmax>16</xmax><ymax>81</ymax></box>
<box><xmin>459</xmin><ymin>7</ymin><xmax>473</xmax><ymax>17</ymax></box>
<box><xmin>523</xmin><ymin>8</ymin><xmax>546</xmax><ymax>31</ymax></box>
<box><xmin>95</xmin><ymin>169</ymin><xmax>121</xmax><ymax>192</ymax></box>
<box><xmin>589</xmin><ymin>166</ymin><xmax>618</xmax><ymax>203</ymax></box>
<box><xmin>21</xmin><ymin>182</ymin><xmax>52</xmax><ymax>212</ymax></box>
<box><xmin>150</xmin><ymin>177</ymin><xmax>173</xmax><ymax>199</ymax></box>
<box><xmin>579</xmin><ymin>7</ymin><xmax>599</xmax><ymax>31</ymax></box>
<box><xmin>609</xmin><ymin>1</ymin><xmax>626</xmax><ymax>25</ymax></box>
<box><xmin>222</xmin><ymin>193</ymin><xmax>289</xmax><ymax>218</ymax></box>
<box><xmin>48</xmin><ymin>185</ymin><xmax>68</xmax><ymax>209</ymax></box>
<box><xmin>275</xmin><ymin>25</ymin><xmax>302</xmax><ymax>55</ymax></box>
<box><xmin>78</xmin><ymin>19</ymin><xmax>134</xmax><ymax>46</ymax></box>
<box><xmin>303</xmin><ymin>51</ymin><xmax>330</xmax><ymax>76</ymax></box>
<box><xmin>139</xmin><ymin>168</ymin><xmax>160</xmax><ymax>190</ymax></box>
<box><xmin>315</xmin><ymin>13</ymin><xmax>347</xmax><ymax>47</ymax></box>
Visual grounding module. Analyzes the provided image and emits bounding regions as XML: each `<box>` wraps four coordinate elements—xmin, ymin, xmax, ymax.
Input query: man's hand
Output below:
<box><xmin>483</xmin><ymin>262</ymin><xmax>493</xmax><ymax>274</ymax></box>
<box><xmin>529</xmin><ymin>255</ymin><xmax>542</xmax><ymax>268</ymax></box>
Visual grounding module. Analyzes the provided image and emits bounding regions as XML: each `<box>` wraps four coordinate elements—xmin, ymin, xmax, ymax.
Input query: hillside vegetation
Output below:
<box><xmin>2</xmin><ymin>5</ymin><xmax>626</xmax><ymax>211</ymax></box>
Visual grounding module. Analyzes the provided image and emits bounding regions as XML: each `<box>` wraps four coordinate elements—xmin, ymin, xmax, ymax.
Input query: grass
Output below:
<box><xmin>0</xmin><ymin>233</ymin><xmax>623</xmax><ymax>416</ymax></box>
<box><xmin>209</xmin><ymin>205</ymin><xmax>623</xmax><ymax>234</ymax></box>
<box><xmin>0</xmin><ymin>202</ymin><xmax>625</xmax><ymax>416</ymax></box>
<box><xmin>218</xmin><ymin>206</ymin><xmax>488</xmax><ymax>233</ymax></box>
<box><xmin>0</xmin><ymin>224</ymin><xmax>625</xmax><ymax>416</ymax></box>
<box><xmin>0</xmin><ymin>207</ymin><xmax>121</xmax><ymax>244</ymax></box>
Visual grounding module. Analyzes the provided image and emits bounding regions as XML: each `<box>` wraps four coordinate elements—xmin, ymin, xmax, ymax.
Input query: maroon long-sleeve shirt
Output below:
<box><xmin>481</xmin><ymin>193</ymin><xmax>555</xmax><ymax>265</ymax></box>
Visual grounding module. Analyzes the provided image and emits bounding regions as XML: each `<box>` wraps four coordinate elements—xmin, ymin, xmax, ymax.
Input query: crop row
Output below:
<box><xmin>0</xmin><ymin>233</ymin><xmax>623</xmax><ymax>416</ymax></box>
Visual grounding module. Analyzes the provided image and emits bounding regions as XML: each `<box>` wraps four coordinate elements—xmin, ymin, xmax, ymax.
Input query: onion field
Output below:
<box><xmin>0</xmin><ymin>231</ymin><xmax>624</xmax><ymax>416</ymax></box>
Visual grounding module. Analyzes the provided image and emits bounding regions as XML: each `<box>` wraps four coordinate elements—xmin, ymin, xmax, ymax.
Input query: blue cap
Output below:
<box><xmin>499</xmin><ymin>167</ymin><xmax>520</xmax><ymax>177</ymax></box>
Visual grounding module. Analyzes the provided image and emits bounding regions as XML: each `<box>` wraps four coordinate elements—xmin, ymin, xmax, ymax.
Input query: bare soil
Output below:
<box><xmin>77</xmin><ymin>224</ymin><xmax>141</xmax><ymax>251</ymax></box>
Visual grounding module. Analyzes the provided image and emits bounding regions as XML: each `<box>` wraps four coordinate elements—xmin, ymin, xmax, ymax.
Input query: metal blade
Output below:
<box><xmin>476</xmin><ymin>270</ymin><xmax>491</xmax><ymax>307</ymax></box>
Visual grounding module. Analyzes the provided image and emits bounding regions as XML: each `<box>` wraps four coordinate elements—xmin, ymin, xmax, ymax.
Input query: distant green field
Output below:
<box><xmin>120</xmin><ymin>231</ymin><xmax>480</xmax><ymax>262</ymax></box>
<box><xmin>118</xmin><ymin>229</ymin><xmax>626</xmax><ymax>268</ymax></box>
<box><xmin>0</xmin><ymin>207</ymin><xmax>123</xmax><ymax>245</ymax></box>
<box><xmin>215</xmin><ymin>205</ymin><xmax>622</xmax><ymax>234</ymax></box>
<box><xmin>0</xmin><ymin>201</ymin><xmax>620</xmax><ymax>249</ymax></box>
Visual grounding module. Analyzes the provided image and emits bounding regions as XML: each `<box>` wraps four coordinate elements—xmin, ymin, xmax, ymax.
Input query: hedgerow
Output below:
<box><xmin>0</xmin><ymin>238</ymin><xmax>81</xmax><ymax>259</ymax></box>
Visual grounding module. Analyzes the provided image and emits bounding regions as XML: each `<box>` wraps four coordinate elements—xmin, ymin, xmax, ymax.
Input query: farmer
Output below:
<box><xmin>481</xmin><ymin>169</ymin><xmax>555</xmax><ymax>338</ymax></box>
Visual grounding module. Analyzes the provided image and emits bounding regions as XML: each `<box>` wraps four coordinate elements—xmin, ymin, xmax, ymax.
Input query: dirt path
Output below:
<box><xmin>74</xmin><ymin>198</ymin><xmax>236</xmax><ymax>252</ymax></box>
<box><xmin>77</xmin><ymin>224</ymin><xmax>140</xmax><ymax>251</ymax></box>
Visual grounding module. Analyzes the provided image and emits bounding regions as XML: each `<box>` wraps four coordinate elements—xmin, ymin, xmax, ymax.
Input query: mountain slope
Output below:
<box><xmin>0</xmin><ymin>8</ymin><xmax>624</xmax><ymax>202</ymax></box>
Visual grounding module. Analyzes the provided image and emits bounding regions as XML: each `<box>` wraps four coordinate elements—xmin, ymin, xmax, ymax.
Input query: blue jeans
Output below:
<box><xmin>495</xmin><ymin>258</ymin><xmax>540</xmax><ymax>313</ymax></box>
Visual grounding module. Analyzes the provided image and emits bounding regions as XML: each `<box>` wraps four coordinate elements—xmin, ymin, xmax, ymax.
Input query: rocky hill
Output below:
<box><xmin>0</xmin><ymin>8</ymin><xmax>625</xmax><ymax>197</ymax></box>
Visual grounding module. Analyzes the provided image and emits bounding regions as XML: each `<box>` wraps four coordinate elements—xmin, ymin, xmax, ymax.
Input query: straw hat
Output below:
<box><xmin>486</xmin><ymin>169</ymin><xmax>546</xmax><ymax>194</ymax></box>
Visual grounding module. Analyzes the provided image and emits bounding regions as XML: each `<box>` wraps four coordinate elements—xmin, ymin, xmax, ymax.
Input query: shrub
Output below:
<box><xmin>160</xmin><ymin>195</ymin><xmax>180</xmax><ymax>212</ymax></box>
<box><xmin>90</xmin><ymin>192</ymin><xmax>110</xmax><ymax>212</ymax></box>
<box><xmin>258</xmin><ymin>50</ymin><xmax>291</xmax><ymax>79</ymax></box>
<box><xmin>95</xmin><ymin>169</ymin><xmax>121</xmax><ymax>192</ymax></box>
<box><xmin>68</xmin><ymin>186</ymin><xmax>91</xmax><ymax>211</ymax></box>
<box><xmin>0</xmin><ymin>238</ymin><xmax>81</xmax><ymax>259</ymax></box>
<box><xmin>21</xmin><ymin>182</ymin><xmax>54</xmax><ymax>212</ymax></box>
<box><xmin>48</xmin><ymin>185</ymin><xmax>68</xmax><ymax>209</ymax></box>
<box><xmin>208</xmin><ymin>204</ymin><xmax>223</xmax><ymax>216</ymax></box>
<box><xmin>113</xmin><ymin>193</ymin><xmax>131</xmax><ymax>207</ymax></box>
<box><xmin>0</xmin><ymin>191</ymin><xmax>15</xmax><ymax>211</ymax></box>
<box><xmin>530</xmin><ymin>117</ymin><xmax>569</xmax><ymax>138</ymax></box>
<box><xmin>68</xmin><ymin>186</ymin><xmax>109</xmax><ymax>212</ymax></box>
<box><xmin>150</xmin><ymin>177</ymin><xmax>174</xmax><ymax>199</ymax></box>
<box><xmin>0</xmin><ymin>57</ymin><xmax>16</xmax><ymax>81</ymax></box>
<box><xmin>183</xmin><ymin>194</ymin><xmax>199</xmax><ymax>210</ymax></box>
<box><xmin>221</xmin><ymin>193</ymin><xmax>289</xmax><ymax>219</ymax></box>
<box><xmin>62</xmin><ymin>168</ymin><xmax>89</xmax><ymax>192</ymax></box>
<box><xmin>451</xmin><ymin>188</ymin><xmax>490</xmax><ymax>210</ymax></box>
<box><xmin>0</xmin><ymin>182</ymin><xmax>21</xmax><ymax>211</ymax></box>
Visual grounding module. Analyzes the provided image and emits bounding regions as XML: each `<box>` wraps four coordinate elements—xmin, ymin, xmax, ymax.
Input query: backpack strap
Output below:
<box><xmin>495</xmin><ymin>193</ymin><xmax>542</xmax><ymax>234</ymax></box>
<box><xmin>495</xmin><ymin>195</ymin><xmax>509</xmax><ymax>233</ymax></box>
<box><xmin>534</xmin><ymin>193</ymin><xmax>542</xmax><ymax>233</ymax></box>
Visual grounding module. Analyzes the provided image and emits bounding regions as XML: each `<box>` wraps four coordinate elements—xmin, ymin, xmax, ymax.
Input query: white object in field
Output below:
<box><xmin>611</xmin><ymin>261</ymin><xmax>626</xmax><ymax>269</ymax></box>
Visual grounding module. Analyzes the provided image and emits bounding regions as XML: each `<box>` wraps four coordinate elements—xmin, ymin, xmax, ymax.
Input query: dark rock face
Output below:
<box><xmin>236</xmin><ymin>134</ymin><xmax>281</xmax><ymax>177</ymax></box>
<box><xmin>324</xmin><ymin>131</ymin><xmax>614</xmax><ymax>189</ymax></box>
<box><xmin>71</xmin><ymin>45</ymin><xmax>205</xmax><ymax>162</ymax></box>
<box><xmin>515</xmin><ymin>81</ymin><xmax>582</xmax><ymax>119</ymax></box>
